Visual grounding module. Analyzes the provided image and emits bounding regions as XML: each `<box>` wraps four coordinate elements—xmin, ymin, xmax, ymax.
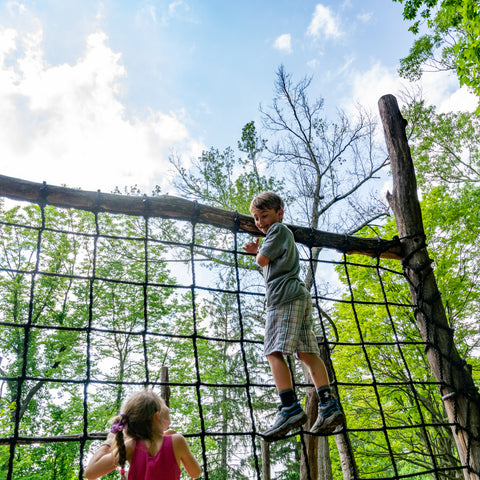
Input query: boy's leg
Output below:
<box><xmin>267</xmin><ymin>351</ymin><xmax>293</xmax><ymax>391</ymax></box>
<box><xmin>296</xmin><ymin>352</ymin><xmax>329</xmax><ymax>387</ymax></box>
<box><xmin>268</xmin><ymin>352</ymin><xmax>296</xmax><ymax>407</ymax></box>
<box><xmin>262</xmin><ymin>352</ymin><xmax>307</xmax><ymax>440</ymax></box>
<box><xmin>297</xmin><ymin>352</ymin><xmax>345</xmax><ymax>435</ymax></box>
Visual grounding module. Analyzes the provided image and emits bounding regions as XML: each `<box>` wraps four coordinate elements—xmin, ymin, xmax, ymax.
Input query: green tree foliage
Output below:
<box><xmin>170</xmin><ymin>69</ymin><xmax>395</xmax><ymax>478</ymax></box>
<box><xmin>328</xmin><ymin>95</ymin><xmax>480</xmax><ymax>477</ymax></box>
<box><xmin>394</xmin><ymin>0</ymin><xmax>480</xmax><ymax>109</ymax></box>
<box><xmin>169</xmin><ymin>119</ymin><xmax>306</xmax><ymax>477</ymax></box>
<box><xmin>0</xmin><ymin>200</ymin><xmax>205</xmax><ymax>479</ymax></box>
<box><xmin>331</xmin><ymin>233</ymin><xmax>463</xmax><ymax>477</ymax></box>
<box><xmin>171</xmin><ymin>120</ymin><xmax>286</xmax><ymax>214</ymax></box>
<box><xmin>402</xmin><ymin>94</ymin><xmax>480</xmax><ymax>356</ymax></box>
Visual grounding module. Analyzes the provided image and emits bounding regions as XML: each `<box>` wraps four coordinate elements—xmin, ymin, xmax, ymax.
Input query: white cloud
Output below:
<box><xmin>0</xmin><ymin>24</ymin><xmax>198</xmax><ymax>193</ymax></box>
<box><xmin>139</xmin><ymin>1</ymin><xmax>194</xmax><ymax>27</ymax></box>
<box><xmin>273</xmin><ymin>33</ymin><xmax>292</xmax><ymax>54</ymax></box>
<box><xmin>307</xmin><ymin>4</ymin><xmax>343</xmax><ymax>40</ymax></box>
<box><xmin>169</xmin><ymin>0</ymin><xmax>189</xmax><ymax>17</ymax></box>
<box><xmin>420</xmin><ymin>70</ymin><xmax>478</xmax><ymax>113</ymax></box>
<box><xmin>343</xmin><ymin>62</ymin><xmax>403</xmax><ymax>114</ymax></box>
<box><xmin>342</xmin><ymin>63</ymin><xmax>479</xmax><ymax>145</ymax></box>
<box><xmin>345</xmin><ymin>62</ymin><xmax>478</xmax><ymax>115</ymax></box>
<box><xmin>357</xmin><ymin>12</ymin><xmax>373</xmax><ymax>24</ymax></box>
<box><xmin>6</xmin><ymin>1</ymin><xmax>27</xmax><ymax>16</ymax></box>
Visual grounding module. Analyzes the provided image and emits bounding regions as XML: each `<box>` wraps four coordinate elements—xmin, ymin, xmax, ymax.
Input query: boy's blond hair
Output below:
<box><xmin>249</xmin><ymin>192</ymin><xmax>284</xmax><ymax>213</ymax></box>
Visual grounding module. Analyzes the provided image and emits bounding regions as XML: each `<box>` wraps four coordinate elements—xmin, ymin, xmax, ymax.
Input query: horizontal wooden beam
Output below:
<box><xmin>0</xmin><ymin>174</ymin><xmax>402</xmax><ymax>260</ymax></box>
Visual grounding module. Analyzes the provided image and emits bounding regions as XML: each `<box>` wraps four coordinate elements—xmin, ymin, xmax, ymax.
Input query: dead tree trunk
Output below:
<box><xmin>379</xmin><ymin>93</ymin><xmax>480</xmax><ymax>480</ymax></box>
<box><xmin>318</xmin><ymin>338</ymin><xmax>357</xmax><ymax>480</ymax></box>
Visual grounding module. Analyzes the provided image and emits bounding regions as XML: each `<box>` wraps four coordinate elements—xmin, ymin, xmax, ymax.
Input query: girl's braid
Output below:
<box><xmin>116</xmin><ymin>429</ymin><xmax>127</xmax><ymax>480</ymax></box>
<box><xmin>111</xmin><ymin>414</ymin><xmax>127</xmax><ymax>479</ymax></box>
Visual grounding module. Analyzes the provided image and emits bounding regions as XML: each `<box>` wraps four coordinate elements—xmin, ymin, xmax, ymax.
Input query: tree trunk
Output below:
<box><xmin>318</xmin><ymin>338</ymin><xmax>357</xmax><ymax>480</ymax></box>
<box><xmin>318</xmin><ymin>438</ymin><xmax>332</xmax><ymax>480</ymax></box>
<box><xmin>379</xmin><ymin>93</ymin><xmax>480</xmax><ymax>480</ymax></box>
<box><xmin>301</xmin><ymin>241</ymin><xmax>358</xmax><ymax>480</ymax></box>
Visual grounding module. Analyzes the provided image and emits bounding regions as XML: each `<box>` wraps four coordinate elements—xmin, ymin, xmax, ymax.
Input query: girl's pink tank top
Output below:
<box><xmin>128</xmin><ymin>435</ymin><xmax>181</xmax><ymax>480</ymax></box>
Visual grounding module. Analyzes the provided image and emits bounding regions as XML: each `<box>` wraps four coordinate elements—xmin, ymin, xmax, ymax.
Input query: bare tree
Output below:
<box><xmin>261</xmin><ymin>65</ymin><xmax>389</xmax><ymax>235</ymax></box>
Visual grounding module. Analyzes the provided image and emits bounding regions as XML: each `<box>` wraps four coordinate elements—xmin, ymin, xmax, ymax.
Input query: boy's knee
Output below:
<box><xmin>297</xmin><ymin>352</ymin><xmax>317</xmax><ymax>365</ymax></box>
<box><xmin>296</xmin><ymin>351</ymin><xmax>308</xmax><ymax>361</ymax></box>
<box><xmin>266</xmin><ymin>351</ymin><xmax>283</xmax><ymax>360</ymax></box>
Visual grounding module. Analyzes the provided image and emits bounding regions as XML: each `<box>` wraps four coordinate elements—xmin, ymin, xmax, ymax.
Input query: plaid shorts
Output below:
<box><xmin>264</xmin><ymin>296</ymin><xmax>320</xmax><ymax>356</ymax></box>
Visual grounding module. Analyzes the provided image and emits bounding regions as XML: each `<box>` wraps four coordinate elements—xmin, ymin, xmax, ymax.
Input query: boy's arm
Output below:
<box><xmin>243</xmin><ymin>238</ymin><xmax>270</xmax><ymax>267</ymax></box>
<box><xmin>255</xmin><ymin>252</ymin><xmax>270</xmax><ymax>267</ymax></box>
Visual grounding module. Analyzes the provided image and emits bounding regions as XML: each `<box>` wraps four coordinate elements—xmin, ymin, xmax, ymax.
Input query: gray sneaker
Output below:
<box><xmin>262</xmin><ymin>401</ymin><xmax>308</xmax><ymax>440</ymax></box>
<box><xmin>310</xmin><ymin>398</ymin><xmax>345</xmax><ymax>435</ymax></box>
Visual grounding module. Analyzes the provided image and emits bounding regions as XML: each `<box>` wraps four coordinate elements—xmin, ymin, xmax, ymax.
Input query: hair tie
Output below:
<box><xmin>111</xmin><ymin>413</ymin><xmax>126</xmax><ymax>433</ymax></box>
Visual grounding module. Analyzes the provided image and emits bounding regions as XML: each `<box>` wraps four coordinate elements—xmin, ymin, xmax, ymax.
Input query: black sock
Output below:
<box><xmin>279</xmin><ymin>388</ymin><xmax>296</xmax><ymax>407</ymax></box>
<box><xmin>316</xmin><ymin>386</ymin><xmax>332</xmax><ymax>404</ymax></box>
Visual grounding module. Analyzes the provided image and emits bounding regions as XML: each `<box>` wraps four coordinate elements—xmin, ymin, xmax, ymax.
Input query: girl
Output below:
<box><xmin>84</xmin><ymin>390</ymin><xmax>201</xmax><ymax>479</ymax></box>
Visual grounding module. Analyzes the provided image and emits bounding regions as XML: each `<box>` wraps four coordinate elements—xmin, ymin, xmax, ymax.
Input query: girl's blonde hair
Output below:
<box><xmin>112</xmin><ymin>389</ymin><xmax>166</xmax><ymax>479</ymax></box>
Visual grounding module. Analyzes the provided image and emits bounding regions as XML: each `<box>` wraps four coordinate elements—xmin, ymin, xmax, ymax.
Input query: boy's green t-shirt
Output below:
<box><xmin>258</xmin><ymin>222</ymin><xmax>308</xmax><ymax>308</ymax></box>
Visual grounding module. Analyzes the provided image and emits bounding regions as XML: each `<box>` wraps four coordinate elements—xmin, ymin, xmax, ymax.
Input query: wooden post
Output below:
<box><xmin>379</xmin><ymin>94</ymin><xmax>480</xmax><ymax>480</ymax></box>
<box><xmin>317</xmin><ymin>337</ymin><xmax>358</xmax><ymax>480</ymax></box>
<box><xmin>261</xmin><ymin>439</ymin><xmax>271</xmax><ymax>480</ymax></box>
<box><xmin>301</xmin><ymin>382</ymin><xmax>319</xmax><ymax>480</ymax></box>
<box><xmin>160</xmin><ymin>366</ymin><xmax>170</xmax><ymax>407</ymax></box>
<box><xmin>300</xmin><ymin>337</ymin><xmax>358</xmax><ymax>480</ymax></box>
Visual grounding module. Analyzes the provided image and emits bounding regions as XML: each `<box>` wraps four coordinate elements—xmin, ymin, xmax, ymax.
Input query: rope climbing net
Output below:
<box><xmin>0</xmin><ymin>176</ymin><xmax>478</xmax><ymax>480</ymax></box>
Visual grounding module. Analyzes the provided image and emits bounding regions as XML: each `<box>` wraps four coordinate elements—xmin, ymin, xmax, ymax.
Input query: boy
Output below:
<box><xmin>243</xmin><ymin>192</ymin><xmax>344</xmax><ymax>440</ymax></box>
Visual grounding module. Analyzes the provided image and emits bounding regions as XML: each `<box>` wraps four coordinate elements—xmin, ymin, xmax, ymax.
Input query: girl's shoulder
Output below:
<box><xmin>123</xmin><ymin>436</ymin><xmax>137</xmax><ymax>461</ymax></box>
<box><xmin>170</xmin><ymin>433</ymin><xmax>188</xmax><ymax>450</ymax></box>
<box><xmin>170</xmin><ymin>432</ymin><xmax>185</xmax><ymax>442</ymax></box>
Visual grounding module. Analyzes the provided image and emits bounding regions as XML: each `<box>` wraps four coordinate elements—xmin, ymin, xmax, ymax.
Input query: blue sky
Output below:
<box><xmin>0</xmin><ymin>0</ymin><xmax>476</xmax><ymax>193</ymax></box>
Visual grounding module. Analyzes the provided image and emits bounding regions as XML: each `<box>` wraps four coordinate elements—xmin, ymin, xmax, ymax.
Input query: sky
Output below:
<box><xmin>0</xmin><ymin>0</ymin><xmax>477</xmax><ymax>195</ymax></box>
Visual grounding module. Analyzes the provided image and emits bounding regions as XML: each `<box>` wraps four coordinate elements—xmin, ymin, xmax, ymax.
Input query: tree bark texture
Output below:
<box><xmin>318</xmin><ymin>338</ymin><xmax>357</xmax><ymax>480</ymax></box>
<box><xmin>379</xmin><ymin>94</ymin><xmax>480</xmax><ymax>480</ymax></box>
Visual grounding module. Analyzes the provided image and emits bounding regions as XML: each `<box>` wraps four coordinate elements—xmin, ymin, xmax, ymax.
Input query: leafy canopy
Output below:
<box><xmin>394</xmin><ymin>0</ymin><xmax>480</xmax><ymax>109</ymax></box>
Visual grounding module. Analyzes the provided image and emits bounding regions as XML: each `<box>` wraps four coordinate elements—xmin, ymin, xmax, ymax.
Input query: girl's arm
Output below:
<box><xmin>84</xmin><ymin>434</ymin><xmax>135</xmax><ymax>479</ymax></box>
<box><xmin>172</xmin><ymin>434</ymin><xmax>202</xmax><ymax>479</ymax></box>
<box><xmin>84</xmin><ymin>443</ymin><xmax>117</xmax><ymax>479</ymax></box>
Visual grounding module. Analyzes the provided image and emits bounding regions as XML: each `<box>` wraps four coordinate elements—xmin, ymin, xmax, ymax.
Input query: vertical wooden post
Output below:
<box><xmin>160</xmin><ymin>366</ymin><xmax>170</xmax><ymax>407</ymax></box>
<box><xmin>318</xmin><ymin>337</ymin><xmax>357</xmax><ymax>480</ymax></box>
<box><xmin>300</xmin><ymin>336</ymin><xmax>358</xmax><ymax>480</ymax></box>
<box><xmin>301</xmin><ymin>380</ymin><xmax>319</xmax><ymax>480</ymax></box>
<box><xmin>261</xmin><ymin>439</ymin><xmax>271</xmax><ymax>480</ymax></box>
<box><xmin>379</xmin><ymin>94</ymin><xmax>480</xmax><ymax>480</ymax></box>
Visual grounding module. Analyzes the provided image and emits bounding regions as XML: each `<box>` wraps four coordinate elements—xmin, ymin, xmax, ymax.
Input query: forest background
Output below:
<box><xmin>1</xmin><ymin>1</ymin><xmax>480</xmax><ymax>479</ymax></box>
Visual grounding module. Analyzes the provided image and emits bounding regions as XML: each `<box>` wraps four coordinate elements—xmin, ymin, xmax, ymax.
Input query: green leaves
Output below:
<box><xmin>172</xmin><ymin>120</ymin><xmax>285</xmax><ymax>215</ymax></box>
<box><xmin>395</xmin><ymin>0</ymin><xmax>480</xmax><ymax>110</ymax></box>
